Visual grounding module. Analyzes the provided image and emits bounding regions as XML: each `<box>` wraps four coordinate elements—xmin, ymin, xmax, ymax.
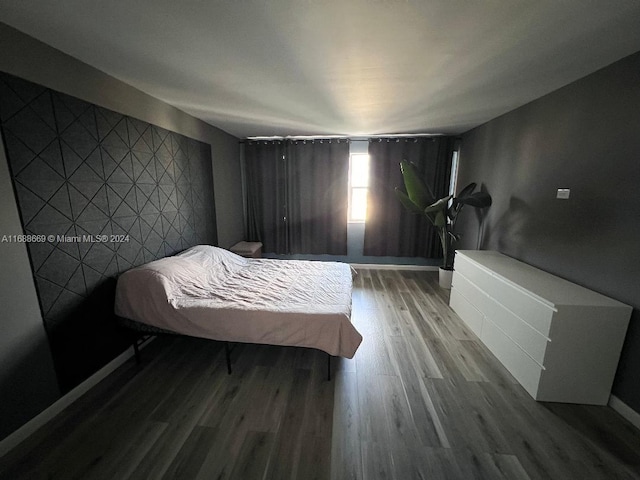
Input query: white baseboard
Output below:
<box><xmin>0</xmin><ymin>341</ymin><xmax>150</xmax><ymax>458</ymax></box>
<box><xmin>609</xmin><ymin>395</ymin><xmax>640</xmax><ymax>430</ymax></box>
<box><xmin>350</xmin><ymin>263</ymin><xmax>439</xmax><ymax>271</ymax></box>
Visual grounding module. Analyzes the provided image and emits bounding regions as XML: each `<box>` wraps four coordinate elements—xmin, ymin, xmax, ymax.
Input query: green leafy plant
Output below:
<box><xmin>395</xmin><ymin>160</ymin><xmax>492</xmax><ymax>270</ymax></box>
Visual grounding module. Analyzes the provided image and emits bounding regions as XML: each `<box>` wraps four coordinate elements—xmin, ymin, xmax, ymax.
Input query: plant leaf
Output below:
<box><xmin>394</xmin><ymin>188</ymin><xmax>424</xmax><ymax>215</ymax></box>
<box><xmin>448</xmin><ymin>231</ymin><xmax>461</xmax><ymax>242</ymax></box>
<box><xmin>456</xmin><ymin>191</ymin><xmax>492</xmax><ymax>208</ymax></box>
<box><xmin>433</xmin><ymin>210</ymin><xmax>447</xmax><ymax>228</ymax></box>
<box><xmin>400</xmin><ymin>161</ymin><xmax>433</xmax><ymax>209</ymax></box>
<box><xmin>455</xmin><ymin>182</ymin><xmax>477</xmax><ymax>200</ymax></box>
<box><xmin>424</xmin><ymin>195</ymin><xmax>451</xmax><ymax>214</ymax></box>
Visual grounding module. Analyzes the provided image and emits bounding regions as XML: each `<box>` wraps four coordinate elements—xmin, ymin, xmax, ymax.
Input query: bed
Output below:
<box><xmin>114</xmin><ymin>245</ymin><xmax>362</xmax><ymax>378</ymax></box>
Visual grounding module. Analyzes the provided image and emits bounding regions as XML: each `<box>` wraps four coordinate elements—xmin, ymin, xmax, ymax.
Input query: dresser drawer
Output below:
<box><xmin>450</xmin><ymin>250</ymin><xmax>632</xmax><ymax>404</ymax></box>
<box><xmin>454</xmin><ymin>254</ymin><xmax>554</xmax><ymax>337</ymax></box>
<box><xmin>449</xmin><ymin>286</ymin><xmax>483</xmax><ymax>338</ymax></box>
<box><xmin>480</xmin><ymin>316</ymin><xmax>544</xmax><ymax>399</ymax></box>
<box><xmin>453</xmin><ymin>272</ymin><xmax>549</xmax><ymax>365</ymax></box>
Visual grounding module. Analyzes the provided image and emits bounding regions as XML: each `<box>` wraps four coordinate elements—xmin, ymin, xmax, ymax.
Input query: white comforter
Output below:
<box><xmin>114</xmin><ymin>245</ymin><xmax>362</xmax><ymax>358</ymax></box>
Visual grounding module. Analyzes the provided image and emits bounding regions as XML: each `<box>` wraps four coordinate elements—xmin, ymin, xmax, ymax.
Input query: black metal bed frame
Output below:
<box><xmin>117</xmin><ymin>316</ymin><xmax>333</xmax><ymax>381</ymax></box>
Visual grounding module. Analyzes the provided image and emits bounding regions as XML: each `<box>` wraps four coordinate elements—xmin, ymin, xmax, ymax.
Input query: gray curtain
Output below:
<box><xmin>244</xmin><ymin>141</ymin><xmax>288</xmax><ymax>253</ymax></box>
<box><xmin>287</xmin><ymin>140</ymin><xmax>349</xmax><ymax>255</ymax></box>
<box><xmin>363</xmin><ymin>137</ymin><xmax>455</xmax><ymax>257</ymax></box>
<box><xmin>244</xmin><ymin>139</ymin><xmax>349</xmax><ymax>255</ymax></box>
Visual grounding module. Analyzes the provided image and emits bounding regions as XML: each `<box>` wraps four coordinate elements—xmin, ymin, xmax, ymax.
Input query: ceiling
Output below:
<box><xmin>2</xmin><ymin>1</ymin><xmax>640</xmax><ymax>139</ymax></box>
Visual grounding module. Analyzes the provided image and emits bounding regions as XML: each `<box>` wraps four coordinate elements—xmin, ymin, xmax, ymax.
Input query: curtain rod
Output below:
<box><xmin>243</xmin><ymin>133</ymin><xmax>446</xmax><ymax>142</ymax></box>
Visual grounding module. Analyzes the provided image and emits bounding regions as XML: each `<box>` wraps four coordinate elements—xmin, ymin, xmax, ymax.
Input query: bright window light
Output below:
<box><xmin>449</xmin><ymin>150</ymin><xmax>459</xmax><ymax>196</ymax></box>
<box><xmin>350</xmin><ymin>154</ymin><xmax>369</xmax><ymax>187</ymax></box>
<box><xmin>351</xmin><ymin>188</ymin><xmax>368</xmax><ymax>221</ymax></box>
<box><xmin>349</xmin><ymin>154</ymin><xmax>370</xmax><ymax>222</ymax></box>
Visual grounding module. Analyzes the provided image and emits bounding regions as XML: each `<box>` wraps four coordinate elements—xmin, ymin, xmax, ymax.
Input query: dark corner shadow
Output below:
<box><xmin>541</xmin><ymin>401</ymin><xmax>640</xmax><ymax>470</ymax></box>
<box><xmin>45</xmin><ymin>277</ymin><xmax>130</xmax><ymax>393</ymax></box>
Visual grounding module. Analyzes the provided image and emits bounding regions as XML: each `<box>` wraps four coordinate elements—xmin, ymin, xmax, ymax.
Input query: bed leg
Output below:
<box><xmin>327</xmin><ymin>354</ymin><xmax>331</xmax><ymax>381</ymax></box>
<box><xmin>225</xmin><ymin>342</ymin><xmax>232</xmax><ymax>375</ymax></box>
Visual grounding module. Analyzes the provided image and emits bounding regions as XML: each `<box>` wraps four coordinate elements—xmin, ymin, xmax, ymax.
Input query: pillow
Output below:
<box><xmin>136</xmin><ymin>256</ymin><xmax>213</xmax><ymax>299</ymax></box>
<box><xmin>177</xmin><ymin>245</ymin><xmax>248</xmax><ymax>280</ymax></box>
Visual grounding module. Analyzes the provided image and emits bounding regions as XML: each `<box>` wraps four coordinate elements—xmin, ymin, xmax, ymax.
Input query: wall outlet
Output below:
<box><xmin>556</xmin><ymin>188</ymin><xmax>570</xmax><ymax>199</ymax></box>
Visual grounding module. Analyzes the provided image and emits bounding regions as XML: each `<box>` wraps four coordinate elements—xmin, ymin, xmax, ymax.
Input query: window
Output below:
<box><xmin>449</xmin><ymin>150</ymin><xmax>459</xmax><ymax>196</ymax></box>
<box><xmin>348</xmin><ymin>153</ymin><xmax>370</xmax><ymax>222</ymax></box>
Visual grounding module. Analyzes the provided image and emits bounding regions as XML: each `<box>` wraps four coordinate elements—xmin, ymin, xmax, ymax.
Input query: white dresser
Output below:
<box><xmin>449</xmin><ymin>250</ymin><xmax>631</xmax><ymax>405</ymax></box>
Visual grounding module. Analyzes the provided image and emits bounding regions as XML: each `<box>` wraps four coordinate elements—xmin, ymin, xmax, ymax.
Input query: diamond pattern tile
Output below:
<box><xmin>36</xmin><ymin>276</ymin><xmax>64</xmax><ymax>316</ymax></box>
<box><xmin>28</xmin><ymin>93</ymin><xmax>57</xmax><ymax>131</ymax></box>
<box><xmin>128</xmin><ymin>117</ymin><xmax>154</xmax><ymax>154</ymax></box>
<box><xmin>15</xmin><ymin>156</ymin><xmax>66</xmax><ymax>200</ymax></box>
<box><xmin>40</xmin><ymin>142</ymin><xmax>66</xmax><ymax>177</ymax></box>
<box><xmin>95</xmin><ymin>106</ymin><xmax>122</xmax><ymax>140</ymax></box>
<box><xmin>132</xmin><ymin>151</ymin><xmax>155</xmax><ymax>184</ymax></box>
<box><xmin>37</xmin><ymin>248</ymin><xmax>82</xmax><ymax>292</ymax></box>
<box><xmin>0</xmin><ymin>80</ymin><xmax>30</xmax><ymax>122</ymax></box>
<box><xmin>59</xmin><ymin>115</ymin><xmax>99</xmax><ymax>161</ymax></box>
<box><xmin>14</xmin><ymin>182</ymin><xmax>46</xmax><ymax>225</ymax></box>
<box><xmin>52</xmin><ymin>92</ymin><xmax>95</xmax><ymax>135</ymax></box>
<box><xmin>3</xmin><ymin>100</ymin><xmax>58</xmax><ymax>155</ymax></box>
<box><xmin>2</xmin><ymin>130</ymin><xmax>39</xmax><ymax>175</ymax></box>
<box><xmin>0</xmin><ymin>71</ymin><xmax>217</xmax><ymax>393</ymax></box>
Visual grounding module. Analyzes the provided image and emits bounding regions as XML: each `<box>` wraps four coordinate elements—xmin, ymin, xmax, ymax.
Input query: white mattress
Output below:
<box><xmin>114</xmin><ymin>245</ymin><xmax>362</xmax><ymax>358</ymax></box>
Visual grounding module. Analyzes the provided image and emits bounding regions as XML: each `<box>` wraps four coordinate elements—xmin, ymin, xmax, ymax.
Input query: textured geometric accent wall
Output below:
<box><xmin>0</xmin><ymin>72</ymin><xmax>217</xmax><ymax>392</ymax></box>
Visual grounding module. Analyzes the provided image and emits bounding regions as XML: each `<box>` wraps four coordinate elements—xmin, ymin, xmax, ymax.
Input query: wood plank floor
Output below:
<box><xmin>1</xmin><ymin>269</ymin><xmax>639</xmax><ymax>479</ymax></box>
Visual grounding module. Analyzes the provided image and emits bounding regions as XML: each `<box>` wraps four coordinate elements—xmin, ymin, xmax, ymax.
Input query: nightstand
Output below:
<box><xmin>230</xmin><ymin>241</ymin><xmax>263</xmax><ymax>258</ymax></box>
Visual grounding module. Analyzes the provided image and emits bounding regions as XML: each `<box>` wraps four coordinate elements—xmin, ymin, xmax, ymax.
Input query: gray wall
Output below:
<box><xmin>0</xmin><ymin>23</ymin><xmax>243</xmax><ymax>248</ymax></box>
<box><xmin>457</xmin><ymin>50</ymin><xmax>640</xmax><ymax>411</ymax></box>
<box><xmin>0</xmin><ymin>23</ymin><xmax>243</xmax><ymax>441</ymax></box>
<box><xmin>0</xmin><ymin>133</ymin><xmax>60</xmax><ymax>439</ymax></box>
